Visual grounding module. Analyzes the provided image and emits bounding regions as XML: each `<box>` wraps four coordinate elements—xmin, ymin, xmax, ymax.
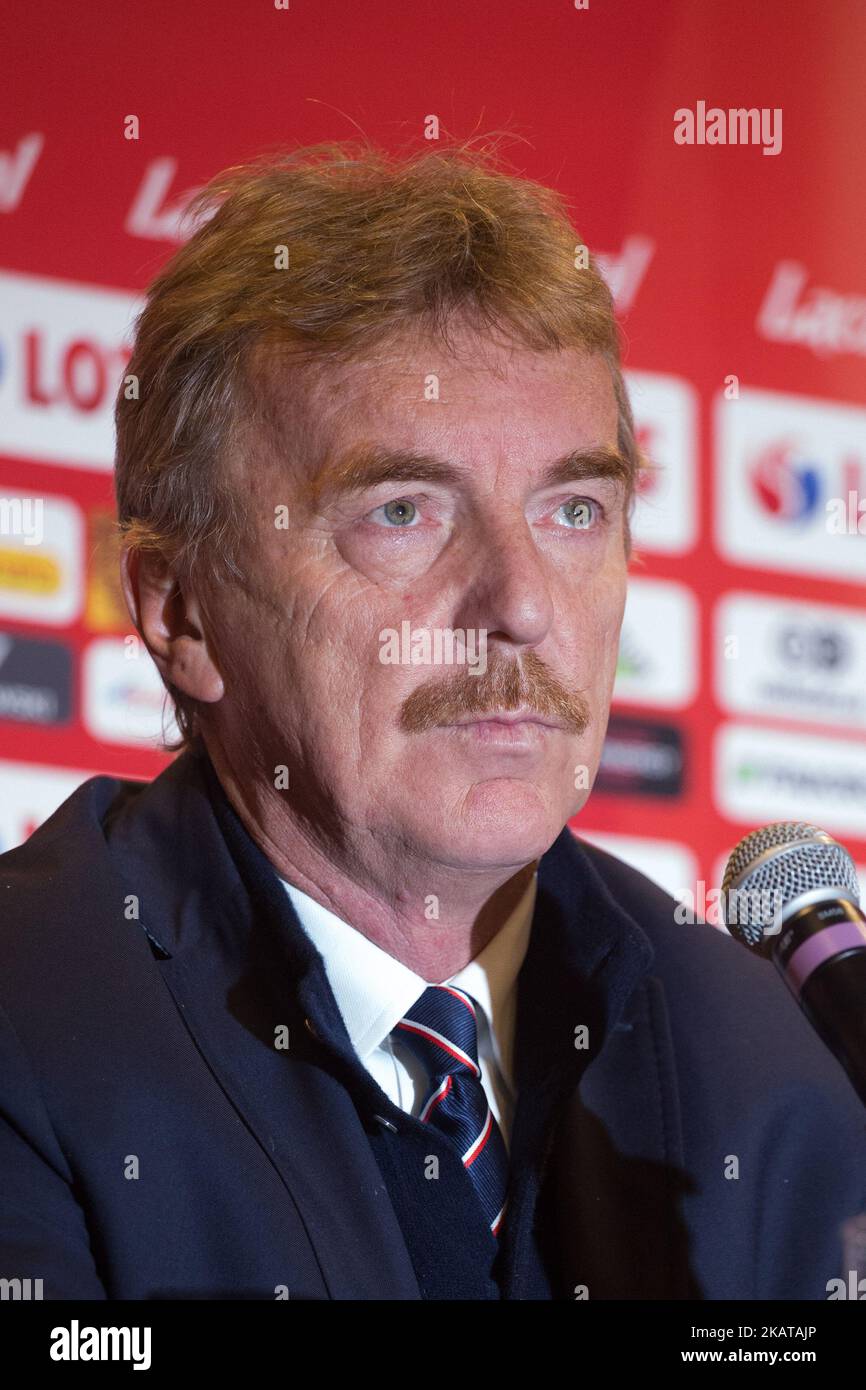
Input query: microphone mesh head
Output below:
<box><xmin>720</xmin><ymin>821</ymin><xmax>860</xmax><ymax>951</ymax></box>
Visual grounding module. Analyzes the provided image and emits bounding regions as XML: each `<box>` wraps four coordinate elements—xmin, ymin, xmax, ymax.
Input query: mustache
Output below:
<box><xmin>398</xmin><ymin>650</ymin><xmax>591</xmax><ymax>735</ymax></box>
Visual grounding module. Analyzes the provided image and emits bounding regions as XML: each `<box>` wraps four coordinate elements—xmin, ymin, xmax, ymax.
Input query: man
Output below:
<box><xmin>0</xmin><ymin>141</ymin><xmax>864</xmax><ymax>1301</ymax></box>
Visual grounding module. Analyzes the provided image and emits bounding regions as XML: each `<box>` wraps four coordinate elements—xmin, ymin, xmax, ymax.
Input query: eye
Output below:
<box><xmin>371</xmin><ymin>498</ymin><xmax>419</xmax><ymax>527</ymax></box>
<box><xmin>554</xmin><ymin>497</ymin><xmax>600</xmax><ymax>529</ymax></box>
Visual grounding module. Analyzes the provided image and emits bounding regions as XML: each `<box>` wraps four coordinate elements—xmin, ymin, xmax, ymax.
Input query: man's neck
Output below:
<box><xmin>280</xmin><ymin>856</ymin><xmax>537</xmax><ymax>979</ymax></box>
<box><xmin>204</xmin><ymin>741</ymin><xmax>539</xmax><ymax>979</ymax></box>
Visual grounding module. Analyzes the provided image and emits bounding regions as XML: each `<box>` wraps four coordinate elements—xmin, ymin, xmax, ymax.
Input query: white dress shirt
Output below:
<box><xmin>280</xmin><ymin>872</ymin><xmax>538</xmax><ymax>1150</ymax></box>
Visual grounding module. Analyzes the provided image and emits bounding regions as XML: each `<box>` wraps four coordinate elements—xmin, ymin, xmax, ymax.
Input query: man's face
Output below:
<box><xmin>213</xmin><ymin>324</ymin><xmax>630</xmax><ymax>873</ymax></box>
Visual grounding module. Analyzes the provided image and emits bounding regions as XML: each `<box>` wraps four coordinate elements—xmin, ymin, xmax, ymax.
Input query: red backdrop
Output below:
<box><xmin>2</xmin><ymin>0</ymin><xmax>865</xmax><ymax>905</ymax></box>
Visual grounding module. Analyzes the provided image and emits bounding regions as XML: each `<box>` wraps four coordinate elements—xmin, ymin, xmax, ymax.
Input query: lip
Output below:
<box><xmin>444</xmin><ymin>709</ymin><xmax>568</xmax><ymax>731</ymax></box>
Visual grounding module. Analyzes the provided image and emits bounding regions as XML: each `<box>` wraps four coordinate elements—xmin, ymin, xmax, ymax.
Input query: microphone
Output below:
<box><xmin>721</xmin><ymin>822</ymin><xmax>866</xmax><ymax>1107</ymax></box>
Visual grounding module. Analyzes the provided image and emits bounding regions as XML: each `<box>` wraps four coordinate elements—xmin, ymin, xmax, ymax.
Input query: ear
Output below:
<box><xmin>120</xmin><ymin>546</ymin><xmax>225</xmax><ymax>705</ymax></box>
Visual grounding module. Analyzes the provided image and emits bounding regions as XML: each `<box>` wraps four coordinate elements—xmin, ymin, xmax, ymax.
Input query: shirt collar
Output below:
<box><xmin>281</xmin><ymin>873</ymin><xmax>537</xmax><ymax>1095</ymax></box>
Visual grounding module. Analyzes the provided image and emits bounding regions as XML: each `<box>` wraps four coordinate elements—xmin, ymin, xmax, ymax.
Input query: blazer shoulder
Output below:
<box><xmin>0</xmin><ymin>771</ymin><xmax>136</xmax><ymax>882</ymax></box>
<box><xmin>0</xmin><ymin>771</ymin><xmax>147</xmax><ymax>971</ymax></box>
<box><xmin>0</xmin><ymin>747</ymin><xmax>225</xmax><ymax>994</ymax></box>
<box><xmin>0</xmin><ymin>748</ymin><xmax>201</xmax><ymax>901</ymax></box>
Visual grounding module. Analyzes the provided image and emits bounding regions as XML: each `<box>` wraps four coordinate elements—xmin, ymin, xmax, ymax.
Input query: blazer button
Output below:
<box><xmin>304</xmin><ymin>1017</ymin><xmax>319</xmax><ymax>1039</ymax></box>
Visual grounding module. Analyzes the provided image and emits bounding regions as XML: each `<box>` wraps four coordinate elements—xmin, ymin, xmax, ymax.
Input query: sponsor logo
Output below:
<box><xmin>758</xmin><ymin>260</ymin><xmax>866</xmax><ymax>358</ymax></box>
<box><xmin>596</xmin><ymin>715</ymin><xmax>685</xmax><ymax>798</ymax></box>
<box><xmin>625</xmin><ymin>371</ymin><xmax>699</xmax><ymax>555</ymax></box>
<box><xmin>0</xmin><ymin>632</ymin><xmax>72</xmax><ymax>724</ymax></box>
<box><xmin>82</xmin><ymin>638</ymin><xmax>178</xmax><ymax>746</ymax></box>
<box><xmin>749</xmin><ymin>442</ymin><xmax>821</xmax><ymax>521</ymax></box>
<box><xmin>714</xmin><ymin>387</ymin><xmax>866</xmax><ymax>581</ymax></box>
<box><xmin>0</xmin><ymin>271</ymin><xmax>138</xmax><ymax>468</ymax></box>
<box><xmin>0</xmin><ymin>547</ymin><xmax>60</xmax><ymax>594</ymax></box>
<box><xmin>716</xmin><ymin>592</ymin><xmax>866</xmax><ymax>731</ymax></box>
<box><xmin>0</xmin><ymin>491</ymin><xmax>82</xmax><ymax>626</ymax></box>
<box><xmin>715</xmin><ymin>723</ymin><xmax>866</xmax><ymax>838</ymax></box>
<box><xmin>615</xmin><ymin>578</ymin><xmax>698</xmax><ymax>709</ymax></box>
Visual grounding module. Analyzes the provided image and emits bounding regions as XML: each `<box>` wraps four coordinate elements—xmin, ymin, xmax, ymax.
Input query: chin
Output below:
<box><xmin>423</xmin><ymin>778</ymin><xmax>569</xmax><ymax>869</ymax></box>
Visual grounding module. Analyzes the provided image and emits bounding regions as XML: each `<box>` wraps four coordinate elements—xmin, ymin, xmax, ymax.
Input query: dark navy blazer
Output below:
<box><xmin>0</xmin><ymin>742</ymin><xmax>864</xmax><ymax>1300</ymax></box>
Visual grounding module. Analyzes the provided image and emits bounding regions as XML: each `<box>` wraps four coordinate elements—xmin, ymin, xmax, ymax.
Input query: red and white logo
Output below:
<box><xmin>714</xmin><ymin>387</ymin><xmax>866</xmax><ymax>581</ymax></box>
<box><xmin>0</xmin><ymin>271</ymin><xmax>138</xmax><ymax>468</ymax></box>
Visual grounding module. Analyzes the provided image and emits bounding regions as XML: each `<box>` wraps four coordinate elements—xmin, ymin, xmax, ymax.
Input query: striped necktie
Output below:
<box><xmin>393</xmin><ymin>983</ymin><xmax>510</xmax><ymax>1238</ymax></box>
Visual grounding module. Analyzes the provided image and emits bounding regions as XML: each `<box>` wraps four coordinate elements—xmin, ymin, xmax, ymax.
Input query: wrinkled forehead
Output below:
<box><xmin>241</xmin><ymin>326</ymin><xmax>618</xmax><ymax>497</ymax></box>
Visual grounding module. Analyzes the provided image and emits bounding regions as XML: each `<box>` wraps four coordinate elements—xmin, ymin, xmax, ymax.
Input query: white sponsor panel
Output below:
<box><xmin>715</xmin><ymin>723</ymin><xmax>866</xmax><ymax>839</ymax></box>
<box><xmin>615</xmin><ymin>577</ymin><xmax>698</xmax><ymax>709</ymax></box>
<box><xmin>575</xmin><ymin>827</ymin><xmax>698</xmax><ymax>901</ymax></box>
<box><xmin>714</xmin><ymin>386</ymin><xmax>866</xmax><ymax>581</ymax></box>
<box><xmin>0</xmin><ymin>490</ymin><xmax>83</xmax><ymax>625</ymax></box>
<box><xmin>0</xmin><ymin>759</ymin><xmax>99</xmax><ymax>852</ymax></box>
<box><xmin>716</xmin><ymin>591</ymin><xmax>866</xmax><ymax>731</ymax></box>
<box><xmin>625</xmin><ymin>370</ymin><xmax>698</xmax><ymax>555</ymax></box>
<box><xmin>0</xmin><ymin>270</ymin><xmax>139</xmax><ymax>468</ymax></box>
<box><xmin>83</xmin><ymin>638</ymin><xmax>179</xmax><ymax>746</ymax></box>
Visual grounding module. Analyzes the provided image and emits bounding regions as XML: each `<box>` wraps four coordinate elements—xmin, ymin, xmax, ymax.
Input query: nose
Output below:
<box><xmin>454</xmin><ymin>513</ymin><xmax>555</xmax><ymax>649</ymax></box>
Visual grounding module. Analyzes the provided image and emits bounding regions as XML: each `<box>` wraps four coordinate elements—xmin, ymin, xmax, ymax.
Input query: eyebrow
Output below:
<box><xmin>307</xmin><ymin>442</ymin><xmax>631</xmax><ymax>506</ymax></box>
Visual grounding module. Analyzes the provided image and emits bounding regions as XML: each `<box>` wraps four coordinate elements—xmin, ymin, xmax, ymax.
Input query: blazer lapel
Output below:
<box><xmin>550</xmin><ymin>973</ymin><xmax>702</xmax><ymax>1298</ymax></box>
<box><xmin>110</xmin><ymin>748</ymin><xmax>421</xmax><ymax>1300</ymax></box>
<box><xmin>498</xmin><ymin>827</ymin><xmax>693</xmax><ymax>1299</ymax></box>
